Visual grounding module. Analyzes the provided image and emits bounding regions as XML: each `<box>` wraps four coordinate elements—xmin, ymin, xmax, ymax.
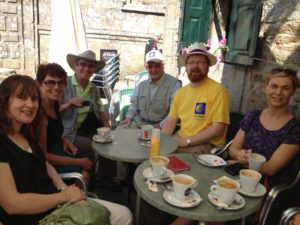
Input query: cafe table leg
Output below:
<box><xmin>241</xmin><ymin>218</ymin><xmax>246</xmax><ymax>225</ymax></box>
<box><xmin>134</xmin><ymin>194</ymin><xmax>141</xmax><ymax>225</ymax></box>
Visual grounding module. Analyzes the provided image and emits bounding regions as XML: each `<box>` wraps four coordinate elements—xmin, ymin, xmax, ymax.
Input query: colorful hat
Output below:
<box><xmin>179</xmin><ymin>42</ymin><xmax>217</xmax><ymax>67</ymax></box>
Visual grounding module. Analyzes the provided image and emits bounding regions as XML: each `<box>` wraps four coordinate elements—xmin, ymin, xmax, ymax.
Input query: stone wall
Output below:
<box><xmin>0</xmin><ymin>0</ymin><xmax>165</xmax><ymax>77</ymax></box>
<box><xmin>1</xmin><ymin>0</ymin><xmax>299</xmax><ymax>118</ymax></box>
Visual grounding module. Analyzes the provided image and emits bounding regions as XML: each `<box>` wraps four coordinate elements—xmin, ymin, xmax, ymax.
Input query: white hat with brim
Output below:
<box><xmin>145</xmin><ymin>49</ymin><xmax>163</xmax><ymax>63</ymax></box>
<box><xmin>179</xmin><ymin>42</ymin><xmax>217</xmax><ymax>67</ymax></box>
<box><xmin>67</xmin><ymin>50</ymin><xmax>106</xmax><ymax>72</ymax></box>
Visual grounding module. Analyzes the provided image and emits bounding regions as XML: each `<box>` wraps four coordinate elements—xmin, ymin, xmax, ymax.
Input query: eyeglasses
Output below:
<box><xmin>43</xmin><ymin>80</ymin><xmax>65</xmax><ymax>88</ymax></box>
<box><xmin>147</xmin><ymin>63</ymin><xmax>162</xmax><ymax>69</ymax></box>
<box><xmin>270</xmin><ymin>68</ymin><xmax>297</xmax><ymax>77</ymax></box>
<box><xmin>186</xmin><ymin>61</ymin><xmax>208</xmax><ymax>66</ymax></box>
<box><xmin>78</xmin><ymin>62</ymin><xmax>96</xmax><ymax>69</ymax></box>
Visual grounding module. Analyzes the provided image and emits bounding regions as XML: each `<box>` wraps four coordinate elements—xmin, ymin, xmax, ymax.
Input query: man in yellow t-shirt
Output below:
<box><xmin>162</xmin><ymin>42</ymin><xmax>230</xmax><ymax>154</ymax></box>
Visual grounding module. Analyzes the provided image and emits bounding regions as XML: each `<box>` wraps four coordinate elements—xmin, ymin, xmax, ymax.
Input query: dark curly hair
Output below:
<box><xmin>36</xmin><ymin>62</ymin><xmax>67</xmax><ymax>85</ymax></box>
<box><xmin>0</xmin><ymin>75</ymin><xmax>44</xmax><ymax>141</ymax></box>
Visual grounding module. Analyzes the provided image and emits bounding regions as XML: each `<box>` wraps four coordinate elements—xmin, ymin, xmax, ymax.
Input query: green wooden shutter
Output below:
<box><xmin>225</xmin><ymin>0</ymin><xmax>263</xmax><ymax>65</ymax></box>
<box><xmin>181</xmin><ymin>0</ymin><xmax>212</xmax><ymax>48</ymax></box>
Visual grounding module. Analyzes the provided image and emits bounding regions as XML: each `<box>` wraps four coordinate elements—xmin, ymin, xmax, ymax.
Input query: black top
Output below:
<box><xmin>144</xmin><ymin>38</ymin><xmax>158</xmax><ymax>56</ymax></box>
<box><xmin>0</xmin><ymin>135</ymin><xmax>57</xmax><ymax>225</ymax></box>
<box><xmin>47</xmin><ymin>102</ymin><xmax>64</xmax><ymax>149</ymax></box>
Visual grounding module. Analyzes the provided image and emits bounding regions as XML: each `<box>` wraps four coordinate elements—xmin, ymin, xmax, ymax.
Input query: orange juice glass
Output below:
<box><xmin>150</xmin><ymin>128</ymin><xmax>161</xmax><ymax>157</ymax></box>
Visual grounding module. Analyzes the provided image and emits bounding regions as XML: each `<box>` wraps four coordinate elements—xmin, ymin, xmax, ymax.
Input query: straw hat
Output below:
<box><xmin>179</xmin><ymin>42</ymin><xmax>217</xmax><ymax>67</ymax></box>
<box><xmin>67</xmin><ymin>50</ymin><xmax>106</xmax><ymax>71</ymax></box>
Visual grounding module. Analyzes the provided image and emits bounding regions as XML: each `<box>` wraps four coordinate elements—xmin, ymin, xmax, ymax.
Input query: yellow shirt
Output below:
<box><xmin>168</xmin><ymin>77</ymin><xmax>230</xmax><ymax>146</ymax></box>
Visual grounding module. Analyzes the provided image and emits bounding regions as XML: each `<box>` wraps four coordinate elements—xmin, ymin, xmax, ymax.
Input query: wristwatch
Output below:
<box><xmin>185</xmin><ymin>138</ymin><xmax>192</xmax><ymax>147</ymax></box>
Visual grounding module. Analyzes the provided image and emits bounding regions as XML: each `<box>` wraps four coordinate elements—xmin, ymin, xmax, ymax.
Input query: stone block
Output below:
<box><xmin>2</xmin><ymin>59</ymin><xmax>20</xmax><ymax>69</ymax></box>
<box><xmin>8</xmin><ymin>0</ymin><xmax>17</xmax><ymax>2</ymax></box>
<box><xmin>3</xmin><ymin>32</ymin><xmax>19</xmax><ymax>42</ymax></box>
<box><xmin>0</xmin><ymin>16</ymin><xmax>6</xmax><ymax>30</ymax></box>
<box><xmin>7</xmin><ymin>16</ymin><xmax>18</xmax><ymax>31</ymax></box>
<box><xmin>0</xmin><ymin>43</ymin><xmax>8</xmax><ymax>58</ymax></box>
<box><xmin>2</xmin><ymin>4</ymin><xmax>17</xmax><ymax>14</ymax></box>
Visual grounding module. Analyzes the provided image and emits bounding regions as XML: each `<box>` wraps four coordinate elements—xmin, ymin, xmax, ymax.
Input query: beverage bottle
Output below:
<box><xmin>150</xmin><ymin>128</ymin><xmax>161</xmax><ymax>157</ymax></box>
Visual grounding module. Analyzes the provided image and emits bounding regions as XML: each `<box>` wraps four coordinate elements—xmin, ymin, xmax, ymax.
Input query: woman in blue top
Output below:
<box><xmin>229</xmin><ymin>68</ymin><xmax>300</xmax><ymax>188</ymax></box>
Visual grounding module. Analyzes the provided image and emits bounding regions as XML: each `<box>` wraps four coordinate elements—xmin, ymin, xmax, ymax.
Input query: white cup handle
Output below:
<box><xmin>160</xmin><ymin>166</ymin><xmax>167</xmax><ymax>176</ymax></box>
<box><xmin>192</xmin><ymin>179</ymin><xmax>198</xmax><ymax>188</ymax></box>
<box><xmin>210</xmin><ymin>185</ymin><xmax>217</xmax><ymax>194</ymax></box>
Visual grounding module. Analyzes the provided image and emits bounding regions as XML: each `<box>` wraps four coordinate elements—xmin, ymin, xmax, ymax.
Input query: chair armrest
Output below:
<box><xmin>279</xmin><ymin>207</ymin><xmax>300</xmax><ymax>225</ymax></box>
<box><xmin>59</xmin><ymin>172</ymin><xmax>88</xmax><ymax>192</ymax></box>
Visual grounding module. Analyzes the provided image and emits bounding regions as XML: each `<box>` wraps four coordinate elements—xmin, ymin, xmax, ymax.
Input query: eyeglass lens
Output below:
<box><xmin>79</xmin><ymin>62</ymin><xmax>96</xmax><ymax>69</ymax></box>
<box><xmin>44</xmin><ymin>80</ymin><xmax>65</xmax><ymax>88</ymax></box>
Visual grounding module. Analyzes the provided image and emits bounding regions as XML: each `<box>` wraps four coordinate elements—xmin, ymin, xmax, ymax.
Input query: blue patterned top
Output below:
<box><xmin>240</xmin><ymin>110</ymin><xmax>300</xmax><ymax>187</ymax></box>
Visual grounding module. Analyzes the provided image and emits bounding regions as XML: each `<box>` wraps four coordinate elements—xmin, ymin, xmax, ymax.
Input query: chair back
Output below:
<box><xmin>134</xmin><ymin>70</ymin><xmax>148</xmax><ymax>86</ymax></box>
<box><xmin>109</xmin><ymin>87</ymin><xmax>134</xmax><ymax>128</ymax></box>
<box><xmin>258</xmin><ymin>170</ymin><xmax>300</xmax><ymax>225</ymax></box>
<box><xmin>92</xmin><ymin>54</ymin><xmax>120</xmax><ymax>101</ymax></box>
<box><xmin>226</xmin><ymin>112</ymin><xmax>244</xmax><ymax>142</ymax></box>
<box><xmin>279</xmin><ymin>207</ymin><xmax>300</xmax><ymax>225</ymax></box>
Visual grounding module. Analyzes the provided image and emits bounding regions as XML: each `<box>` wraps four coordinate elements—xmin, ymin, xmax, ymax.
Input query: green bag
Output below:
<box><xmin>39</xmin><ymin>198</ymin><xmax>111</xmax><ymax>225</ymax></box>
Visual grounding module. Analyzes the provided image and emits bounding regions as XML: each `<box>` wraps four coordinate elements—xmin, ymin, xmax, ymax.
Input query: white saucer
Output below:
<box><xmin>92</xmin><ymin>135</ymin><xmax>113</xmax><ymax>143</ymax></box>
<box><xmin>138</xmin><ymin>134</ymin><xmax>151</xmax><ymax>141</ymax></box>
<box><xmin>142</xmin><ymin>167</ymin><xmax>174</xmax><ymax>182</ymax></box>
<box><xmin>163</xmin><ymin>190</ymin><xmax>202</xmax><ymax>208</ymax></box>
<box><xmin>237</xmin><ymin>180</ymin><xmax>267</xmax><ymax>197</ymax></box>
<box><xmin>208</xmin><ymin>192</ymin><xmax>245</xmax><ymax>210</ymax></box>
<box><xmin>197</xmin><ymin>154</ymin><xmax>227</xmax><ymax>167</ymax></box>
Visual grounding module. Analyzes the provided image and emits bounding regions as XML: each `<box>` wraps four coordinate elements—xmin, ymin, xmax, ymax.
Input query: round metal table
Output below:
<box><xmin>134</xmin><ymin>153</ymin><xmax>264</xmax><ymax>224</ymax></box>
<box><xmin>92</xmin><ymin>129</ymin><xmax>178</xmax><ymax>163</ymax></box>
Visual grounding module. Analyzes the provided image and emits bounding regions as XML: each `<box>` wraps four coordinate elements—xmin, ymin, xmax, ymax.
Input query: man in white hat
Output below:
<box><xmin>60</xmin><ymin>50</ymin><xmax>121</xmax><ymax>190</ymax></box>
<box><xmin>162</xmin><ymin>42</ymin><xmax>230</xmax><ymax>154</ymax></box>
<box><xmin>119</xmin><ymin>49</ymin><xmax>181</xmax><ymax>128</ymax></box>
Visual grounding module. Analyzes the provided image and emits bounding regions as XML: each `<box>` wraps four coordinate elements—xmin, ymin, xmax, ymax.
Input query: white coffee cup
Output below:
<box><xmin>140</xmin><ymin>125</ymin><xmax>153</xmax><ymax>139</ymax></box>
<box><xmin>210</xmin><ymin>179</ymin><xmax>240</xmax><ymax>205</ymax></box>
<box><xmin>249</xmin><ymin>153</ymin><xmax>266</xmax><ymax>171</ymax></box>
<box><xmin>97</xmin><ymin>127</ymin><xmax>111</xmax><ymax>140</ymax></box>
<box><xmin>149</xmin><ymin>156</ymin><xmax>169</xmax><ymax>178</ymax></box>
<box><xmin>172</xmin><ymin>174</ymin><xmax>198</xmax><ymax>201</ymax></box>
<box><xmin>239</xmin><ymin>169</ymin><xmax>262</xmax><ymax>193</ymax></box>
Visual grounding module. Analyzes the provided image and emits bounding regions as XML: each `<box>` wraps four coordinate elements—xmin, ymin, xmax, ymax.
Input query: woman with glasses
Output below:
<box><xmin>0</xmin><ymin>75</ymin><xmax>132</xmax><ymax>225</ymax></box>
<box><xmin>229</xmin><ymin>68</ymin><xmax>300</xmax><ymax>188</ymax></box>
<box><xmin>37</xmin><ymin>63</ymin><xmax>92</xmax><ymax>182</ymax></box>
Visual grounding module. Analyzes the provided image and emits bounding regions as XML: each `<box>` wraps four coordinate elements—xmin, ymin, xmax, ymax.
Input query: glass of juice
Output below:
<box><xmin>150</xmin><ymin>128</ymin><xmax>161</xmax><ymax>157</ymax></box>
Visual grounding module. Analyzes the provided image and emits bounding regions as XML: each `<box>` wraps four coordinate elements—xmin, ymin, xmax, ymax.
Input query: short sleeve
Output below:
<box><xmin>283</xmin><ymin>119</ymin><xmax>300</xmax><ymax>144</ymax></box>
<box><xmin>239</xmin><ymin>110</ymin><xmax>260</xmax><ymax>132</ymax></box>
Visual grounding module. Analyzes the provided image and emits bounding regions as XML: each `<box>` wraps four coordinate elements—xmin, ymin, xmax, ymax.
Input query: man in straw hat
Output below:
<box><xmin>60</xmin><ymin>50</ymin><xmax>121</xmax><ymax>190</ymax></box>
<box><xmin>162</xmin><ymin>42</ymin><xmax>230</xmax><ymax>155</ymax></box>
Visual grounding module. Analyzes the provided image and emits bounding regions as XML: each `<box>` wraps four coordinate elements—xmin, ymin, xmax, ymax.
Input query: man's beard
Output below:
<box><xmin>187</xmin><ymin>68</ymin><xmax>208</xmax><ymax>83</ymax></box>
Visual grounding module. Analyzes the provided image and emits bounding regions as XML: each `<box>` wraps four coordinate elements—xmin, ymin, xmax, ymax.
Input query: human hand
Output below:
<box><xmin>75</xmin><ymin>199</ymin><xmax>90</xmax><ymax>206</ymax></box>
<box><xmin>119</xmin><ymin>118</ymin><xmax>132</xmax><ymax>126</ymax></box>
<box><xmin>173</xmin><ymin>136</ymin><xmax>187</xmax><ymax>147</ymax></box>
<box><xmin>79</xmin><ymin>158</ymin><xmax>92</xmax><ymax>171</ymax></box>
<box><xmin>63</xmin><ymin>138</ymin><xmax>78</xmax><ymax>156</ymax></box>
<box><xmin>236</xmin><ymin>149</ymin><xmax>252</xmax><ymax>165</ymax></box>
<box><xmin>153</xmin><ymin>124</ymin><xmax>161</xmax><ymax>129</ymax></box>
<box><xmin>62</xmin><ymin>185</ymin><xmax>86</xmax><ymax>203</ymax></box>
<box><xmin>68</xmin><ymin>97</ymin><xmax>85</xmax><ymax>108</ymax></box>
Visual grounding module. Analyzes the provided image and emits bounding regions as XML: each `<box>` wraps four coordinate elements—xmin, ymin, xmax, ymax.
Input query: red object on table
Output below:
<box><xmin>167</xmin><ymin>155</ymin><xmax>190</xmax><ymax>172</ymax></box>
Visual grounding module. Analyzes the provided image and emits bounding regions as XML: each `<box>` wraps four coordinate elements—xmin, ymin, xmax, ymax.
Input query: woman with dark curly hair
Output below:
<box><xmin>36</xmin><ymin>63</ymin><xmax>92</xmax><ymax>182</ymax></box>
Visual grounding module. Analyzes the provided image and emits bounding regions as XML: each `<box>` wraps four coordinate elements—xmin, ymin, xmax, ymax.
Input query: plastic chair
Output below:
<box><xmin>109</xmin><ymin>87</ymin><xmax>134</xmax><ymax>128</ymax></box>
<box><xmin>279</xmin><ymin>207</ymin><xmax>300</xmax><ymax>225</ymax></box>
<box><xmin>134</xmin><ymin>70</ymin><xmax>148</xmax><ymax>87</ymax></box>
<box><xmin>257</xmin><ymin>170</ymin><xmax>300</xmax><ymax>225</ymax></box>
<box><xmin>59</xmin><ymin>172</ymin><xmax>88</xmax><ymax>191</ymax></box>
